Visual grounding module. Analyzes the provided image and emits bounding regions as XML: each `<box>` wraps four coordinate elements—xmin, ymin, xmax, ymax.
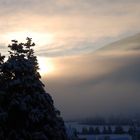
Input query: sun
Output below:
<box><xmin>2</xmin><ymin>31</ymin><xmax>55</xmax><ymax>75</ymax></box>
<box><xmin>38</xmin><ymin>57</ymin><xmax>55</xmax><ymax>76</ymax></box>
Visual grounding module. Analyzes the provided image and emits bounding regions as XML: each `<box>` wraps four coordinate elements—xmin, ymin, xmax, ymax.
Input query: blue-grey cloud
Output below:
<box><xmin>35</xmin><ymin>33</ymin><xmax>140</xmax><ymax>57</ymax></box>
<box><xmin>42</xmin><ymin>40</ymin><xmax>140</xmax><ymax>119</ymax></box>
<box><xmin>0</xmin><ymin>0</ymin><xmax>140</xmax><ymax>16</ymax></box>
<box><xmin>77</xmin><ymin>55</ymin><xmax>140</xmax><ymax>87</ymax></box>
<box><xmin>100</xmin><ymin>33</ymin><xmax>140</xmax><ymax>51</ymax></box>
<box><xmin>36</xmin><ymin>40</ymin><xmax>100</xmax><ymax>57</ymax></box>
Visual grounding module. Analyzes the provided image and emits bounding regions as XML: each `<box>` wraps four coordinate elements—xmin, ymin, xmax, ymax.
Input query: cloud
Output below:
<box><xmin>0</xmin><ymin>0</ymin><xmax>140</xmax><ymax>57</ymax></box>
<box><xmin>79</xmin><ymin>54</ymin><xmax>140</xmax><ymax>87</ymax></box>
<box><xmin>0</xmin><ymin>0</ymin><xmax>140</xmax><ymax>120</ymax></box>
<box><xmin>41</xmin><ymin>50</ymin><xmax>140</xmax><ymax>120</ymax></box>
<box><xmin>0</xmin><ymin>0</ymin><xmax>140</xmax><ymax>16</ymax></box>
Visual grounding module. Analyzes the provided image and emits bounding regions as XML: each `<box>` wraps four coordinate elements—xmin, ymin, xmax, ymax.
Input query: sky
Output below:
<box><xmin>0</xmin><ymin>0</ymin><xmax>140</xmax><ymax>120</ymax></box>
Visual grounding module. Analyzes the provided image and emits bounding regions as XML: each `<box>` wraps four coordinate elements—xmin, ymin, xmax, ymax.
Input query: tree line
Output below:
<box><xmin>73</xmin><ymin>126</ymin><xmax>135</xmax><ymax>135</ymax></box>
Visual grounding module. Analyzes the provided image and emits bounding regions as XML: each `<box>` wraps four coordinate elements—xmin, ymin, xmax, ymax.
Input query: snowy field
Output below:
<box><xmin>78</xmin><ymin>134</ymin><xmax>132</xmax><ymax>140</ymax></box>
<box><xmin>65</xmin><ymin>122</ymin><xmax>133</xmax><ymax>140</ymax></box>
<box><xmin>65</xmin><ymin>122</ymin><xmax>131</xmax><ymax>133</ymax></box>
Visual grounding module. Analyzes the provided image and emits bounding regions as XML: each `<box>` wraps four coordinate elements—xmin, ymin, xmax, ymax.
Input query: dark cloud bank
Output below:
<box><xmin>43</xmin><ymin>34</ymin><xmax>140</xmax><ymax>120</ymax></box>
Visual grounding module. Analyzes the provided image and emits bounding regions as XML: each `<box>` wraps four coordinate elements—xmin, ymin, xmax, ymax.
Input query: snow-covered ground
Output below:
<box><xmin>65</xmin><ymin>122</ymin><xmax>133</xmax><ymax>140</ymax></box>
<box><xmin>65</xmin><ymin>122</ymin><xmax>131</xmax><ymax>133</ymax></box>
<box><xmin>78</xmin><ymin>134</ymin><xmax>132</xmax><ymax>140</ymax></box>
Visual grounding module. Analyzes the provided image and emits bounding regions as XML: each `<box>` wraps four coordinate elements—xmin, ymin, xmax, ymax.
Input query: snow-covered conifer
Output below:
<box><xmin>0</xmin><ymin>38</ymin><xmax>68</xmax><ymax>140</ymax></box>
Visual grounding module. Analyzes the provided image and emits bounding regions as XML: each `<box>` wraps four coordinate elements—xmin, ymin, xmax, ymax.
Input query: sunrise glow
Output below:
<box><xmin>38</xmin><ymin>57</ymin><xmax>55</xmax><ymax>75</ymax></box>
<box><xmin>3</xmin><ymin>31</ymin><xmax>54</xmax><ymax>46</ymax></box>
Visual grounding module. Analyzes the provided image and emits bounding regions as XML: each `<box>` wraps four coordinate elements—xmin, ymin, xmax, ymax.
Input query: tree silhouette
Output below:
<box><xmin>82</xmin><ymin>127</ymin><xmax>88</xmax><ymax>134</ymax></box>
<box><xmin>128</xmin><ymin>127</ymin><xmax>134</xmax><ymax>135</ymax></box>
<box><xmin>94</xmin><ymin>127</ymin><xmax>100</xmax><ymax>134</ymax></box>
<box><xmin>107</xmin><ymin>126</ymin><xmax>112</xmax><ymax>134</ymax></box>
<box><xmin>0</xmin><ymin>38</ymin><xmax>68</xmax><ymax>140</ymax></box>
<box><xmin>89</xmin><ymin>127</ymin><xmax>94</xmax><ymax>134</ymax></box>
<box><xmin>102</xmin><ymin>126</ymin><xmax>108</xmax><ymax>134</ymax></box>
<box><xmin>114</xmin><ymin>126</ymin><xmax>125</xmax><ymax>134</ymax></box>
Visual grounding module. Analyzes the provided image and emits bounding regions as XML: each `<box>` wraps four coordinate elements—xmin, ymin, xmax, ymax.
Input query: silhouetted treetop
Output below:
<box><xmin>0</xmin><ymin>38</ymin><xmax>68</xmax><ymax>140</ymax></box>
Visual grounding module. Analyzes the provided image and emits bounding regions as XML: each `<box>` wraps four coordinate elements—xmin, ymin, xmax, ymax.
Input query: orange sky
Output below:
<box><xmin>0</xmin><ymin>0</ymin><xmax>140</xmax><ymax>57</ymax></box>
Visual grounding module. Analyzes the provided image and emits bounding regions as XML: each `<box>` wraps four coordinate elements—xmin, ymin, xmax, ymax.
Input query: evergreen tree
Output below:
<box><xmin>102</xmin><ymin>126</ymin><xmax>107</xmax><ymax>134</ymax></box>
<box><xmin>107</xmin><ymin>126</ymin><xmax>112</xmax><ymax>134</ymax></box>
<box><xmin>94</xmin><ymin>127</ymin><xmax>100</xmax><ymax>135</ymax></box>
<box><xmin>0</xmin><ymin>38</ymin><xmax>68</xmax><ymax>140</ymax></box>
<box><xmin>82</xmin><ymin>127</ymin><xmax>88</xmax><ymax>134</ymax></box>
<box><xmin>88</xmin><ymin>127</ymin><xmax>94</xmax><ymax>134</ymax></box>
<box><xmin>73</xmin><ymin>128</ymin><xmax>78</xmax><ymax>137</ymax></box>
<box><xmin>128</xmin><ymin>127</ymin><xmax>134</xmax><ymax>135</ymax></box>
<box><xmin>114</xmin><ymin>126</ymin><xmax>125</xmax><ymax>134</ymax></box>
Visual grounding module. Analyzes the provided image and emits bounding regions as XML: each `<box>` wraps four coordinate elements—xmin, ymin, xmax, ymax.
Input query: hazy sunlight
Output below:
<box><xmin>3</xmin><ymin>31</ymin><xmax>54</xmax><ymax>46</ymax></box>
<box><xmin>38</xmin><ymin>57</ymin><xmax>55</xmax><ymax>76</ymax></box>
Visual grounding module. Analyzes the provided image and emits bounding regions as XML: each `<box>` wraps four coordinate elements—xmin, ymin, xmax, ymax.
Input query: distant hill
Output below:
<box><xmin>98</xmin><ymin>33</ymin><xmax>140</xmax><ymax>51</ymax></box>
